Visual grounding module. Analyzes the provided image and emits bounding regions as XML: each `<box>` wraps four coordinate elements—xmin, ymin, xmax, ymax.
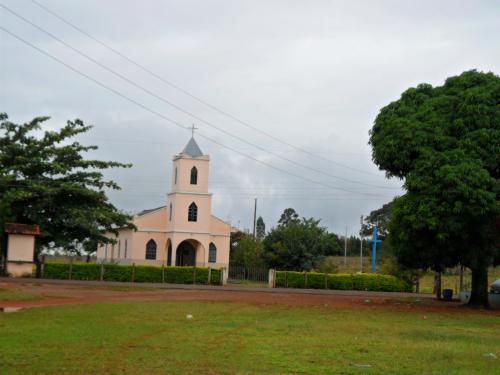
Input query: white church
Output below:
<box><xmin>96</xmin><ymin>136</ymin><xmax>231</xmax><ymax>268</ymax></box>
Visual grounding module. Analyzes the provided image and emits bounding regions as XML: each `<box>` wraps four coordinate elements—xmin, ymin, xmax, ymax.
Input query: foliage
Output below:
<box><xmin>361</xmin><ymin>199</ymin><xmax>395</xmax><ymax>239</ymax></box>
<box><xmin>369</xmin><ymin>70</ymin><xmax>500</xmax><ymax>306</ymax></box>
<box><xmin>256</xmin><ymin>216</ymin><xmax>266</xmax><ymax>241</ymax></box>
<box><xmin>263</xmin><ymin>210</ymin><xmax>342</xmax><ymax>271</ymax></box>
<box><xmin>0</xmin><ymin>114</ymin><xmax>135</xmax><ymax>260</ymax></box>
<box><xmin>275</xmin><ymin>271</ymin><xmax>411</xmax><ymax>292</ymax></box>
<box><xmin>231</xmin><ymin>236</ymin><xmax>266</xmax><ymax>268</ymax></box>
<box><xmin>42</xmin><ymin>263</ymin><xmax>221</xmax><ymax>285</ymax></box>
<box><xmin>277</xmin><ymin>207</ymin><xmax>299</xmax><ymax>226</ymax></box>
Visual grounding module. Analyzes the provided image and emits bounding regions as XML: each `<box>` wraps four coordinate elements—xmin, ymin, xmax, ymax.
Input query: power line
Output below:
<box><xmin>0</xmin><ymin>26</ymin><xmax>390</xmax><ymax>198</ymax></box>
<box><xmin>30</xmin><ymin>0</ymin><xmax>383</xmax><ymax>177</ymax></box>
<box><xmin>1</xmin><ymin>4</ymin><xmax>392</xmax><ymax>190</ymax></box>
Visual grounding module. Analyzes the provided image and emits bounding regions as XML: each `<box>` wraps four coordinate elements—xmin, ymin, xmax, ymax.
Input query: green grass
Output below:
<box><xmin>0</xmin><ymin>301</ymin><xmax>498</xmax><ymax>374</ymax></box>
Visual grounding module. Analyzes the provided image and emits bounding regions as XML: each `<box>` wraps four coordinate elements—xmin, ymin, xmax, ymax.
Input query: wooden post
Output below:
<box><xmin>434</xmin><ymin>271</ymin><xmax>442</xmax><ymax>299</ymax></box>
<box><xmin>40</xmin><ymin>255</ymin><xmax>45</xmax><ymax>278</ymax></box>
<box><xmin>285</xmin><ymin>271</ymin><xmax>288</xmax><ymax>288</ymax></box>
<box><xmin>324</xmin><ymin>273</ymin><xmax>328</xmax><ymax>289</ymax></box>
<box><xmin>68</xmin><ymin>257</ymin><xmax>73</xmax><ymax>280</ymax></box>
<box><xmin>459</xmin><ymin>265</ymin><xmax>464</xmax><ymax>292</ymax></box>
<box><xmin>162</xmin><ymin>263</ymin><xmax>165</xmax><ymax>284</ymax></box>
<box><xmin>131</xmin><ymin>263</ymin><xmax>135</xmax><ymax>282</ymax></box>
<box><xmin>207</xmin><ymin>267</ymin><xmax>211</xmax><ymax>285</ymax></box>
<box><xmin>100</xmin><ymin>262</ymin><xmax>104</xmax><ymax>281</ymax></box>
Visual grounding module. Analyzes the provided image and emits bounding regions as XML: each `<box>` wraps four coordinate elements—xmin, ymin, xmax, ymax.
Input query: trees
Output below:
<box><xmin>256</xmin><ymin>216</ymin><xmax>266</xmax><ymax>241</ymax></box>
<box><xmin>0</xmin><ymin>114</ymin><xmax>135</xmax><ymax>263</ymax></box>
<box><xmin>263</xmin><ymin>209</ymin><xmax>341</xmax><ymax>271</ymax></box>
<box><xmin>278</xmin><ymin>208</ymin><xmax>300</xmax><ymax>226</ymax></box>
<box><xmin>231</xmin><ymin>236</ymin><xmax>266</xmax><ymax>268</ymax></box>
<box><xmin>369</xmin><ymin>70</ymin><xmax>500</xmax><ymax>306</ymax></box>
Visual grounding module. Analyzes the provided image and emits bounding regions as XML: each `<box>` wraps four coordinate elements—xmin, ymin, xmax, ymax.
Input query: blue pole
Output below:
<box><xmin>371</xmin><ymin>225</ymin><xmax>382</xmax><ymax>273</ymax></box>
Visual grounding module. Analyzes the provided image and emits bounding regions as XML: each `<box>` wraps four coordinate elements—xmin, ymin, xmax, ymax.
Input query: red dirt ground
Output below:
<box><xmin>1</xmin><ymin>279</ymin><xmax>498</xmax><ymax>316</ymax></box>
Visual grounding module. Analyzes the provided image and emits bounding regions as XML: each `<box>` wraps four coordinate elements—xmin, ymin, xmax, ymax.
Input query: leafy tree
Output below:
<box><xmin>0</xmin><ymin>114</ymin><xmax>135</xmax><ymax>268</ymax></box>
<box><xmin>360</xmin><ymin>200</ymin><xmax>395</xmax><ymax>239</ymax></box>
<box><xmin>231</xmin><ymin>236</ymin><xmax>266</xmax><ymax>268</ymax></box>
<box><xmin>256</xmin><ymin>216</ymin><xmax>266</xmax><ymax>241</ymax></box>
<box><xmin>369</xmin><ymin>70</ymin><xmax>500</xmax><ymax>307</ymax></box>
<box><xmin>263</xmin><ymin>214</ymin><xmax>341</xmax><ymax>271</ymax></box>
<box><xmin>278</xmin><ymin>208</ymin><xmax>299</xmax><ymax>227</ymax></box>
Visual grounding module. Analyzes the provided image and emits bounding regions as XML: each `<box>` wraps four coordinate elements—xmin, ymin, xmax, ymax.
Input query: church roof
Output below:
<box><xmin>136</xmin><ymin>206</ymin><xmax>166</xmax><ymax>217</ymax></box>
<box><xmin>182</xmin><ymin>137</ymin><xmax>203</xmax><ymax>157</ymax></box>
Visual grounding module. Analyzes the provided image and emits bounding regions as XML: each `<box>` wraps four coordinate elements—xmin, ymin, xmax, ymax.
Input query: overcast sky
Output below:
<box><xmin>1</xmin><ymin>0</ymin><xmax>499</xmax><ymax>236</ymax></box>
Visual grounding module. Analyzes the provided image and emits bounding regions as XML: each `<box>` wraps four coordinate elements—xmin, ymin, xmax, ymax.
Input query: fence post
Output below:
<box><xmin>304</xmin><ymin>272</ymin><xmax>308</xmax><ymax>289</ymax></box>
<box><xmin>40</xmin><ymin>255</ymin><xmax>45</xmax><ymax>278</ymax></box>
<box><xmin>285</xmin><ymin>271</ymin><xmax>288</xmax><ymax>288</ymax></box>
<box><xmin>221</xmin><ymin>267</ymin><xmax>228</xmax><ymax>285</ymax></box>
<box><xmin>131</xmin><ymin>263</ymin><xmax>135</xmax><ymax>283</ymax></box>
<box><xmin>193</xmin><ymin>266</ymin><xmax>197</xmax><ymax>285</ymax></box>
<box><xmin>324</xmin><ymin>273</ymin><xmax>328</xmax><ymax>289</ymax></box>
<box><xmin>68</xmin><ymin>257</ymin><xmax>73</xmax><ymax>280</ymax></box>
<box><xmin>207</xmin><ymin>267</ymin><xmax>211</xmax><ymax>285</ymax></box>
<box><xmin>162</xmin><ymin>263</ymin><xmax>165</xmax><ymax>284</ymax></box>
<box><xmin>100</xmin><ymin>262</ymin><xmax>104</xmax><ymax>281</ymax></box>
<box><xmin>268</xmin><ymin>269</ymin><xmax>275</xmax><ymax>288</ymax></box>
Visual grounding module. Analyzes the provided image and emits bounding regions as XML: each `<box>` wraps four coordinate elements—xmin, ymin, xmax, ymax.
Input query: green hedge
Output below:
<box><xmin>43</xmin><ymin>263</ymin><xmax>221</xmax><ymax>285</ymax></box>
<box><xmin>275</xmin><ymin>271</ymin><xmax>411</xmax><ymax>292</ymax></box>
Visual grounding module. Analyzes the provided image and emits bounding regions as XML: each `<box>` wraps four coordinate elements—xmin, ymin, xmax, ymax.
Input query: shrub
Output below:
<box><xmin>43</xmin><ymin>263</ymin><xmax>222</xmax><ymax>285</ymax></box>
<box><xmin>275</xmin><ymin>271</ymin><xmax>411</xmax><ymax>292</ymax></box>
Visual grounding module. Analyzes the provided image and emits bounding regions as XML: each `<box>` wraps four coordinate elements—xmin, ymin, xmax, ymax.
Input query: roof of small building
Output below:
<box><xmin>136</xmin><ymin>206</ymin><xmax>166</xmax><ymax>217</ymax></box>
<box><xmin>5</xmin><ymin>223</ymin><xmax>40</xmax><ymax>235</ymax></box>
<box><xmin>182</xmin><ymin>137</ymin><xmax>203</xmax><ymax>157</ymax></box>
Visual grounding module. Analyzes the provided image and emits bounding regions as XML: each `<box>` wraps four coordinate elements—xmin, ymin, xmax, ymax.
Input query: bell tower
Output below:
<box><xmin>167</xmin><ymin>136</ymin><xmax>212</xmax><ymax>233</ymax></box>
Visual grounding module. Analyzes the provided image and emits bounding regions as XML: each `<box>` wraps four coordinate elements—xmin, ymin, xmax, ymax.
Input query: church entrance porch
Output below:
<box><xmin>176</xmin><ymin>240</ymin><xmax>197</xmax><ymax>266</ymax></box>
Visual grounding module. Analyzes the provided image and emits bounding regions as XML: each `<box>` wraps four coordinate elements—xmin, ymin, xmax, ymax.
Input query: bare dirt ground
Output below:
<box><xmin>1</xmin><ymin>278</ymin><xmax>498</xmax><ymax>316</ymax></box>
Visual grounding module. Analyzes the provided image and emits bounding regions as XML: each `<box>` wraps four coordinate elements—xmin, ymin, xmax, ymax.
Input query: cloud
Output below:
<box><xmin>1</xmin><ymin>0</ymin><xmax>498</xmax><ymax>235</ymax></box>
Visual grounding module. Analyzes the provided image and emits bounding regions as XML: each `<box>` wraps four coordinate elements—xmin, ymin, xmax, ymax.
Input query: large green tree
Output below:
<box><xmin>369</xmin><ymin>70</ymin><xmax>500</xmax><ymax>306</ymax></box>
<box><xmin>263</xmin><ymin>209</ymin><xmax>341</xmax><ymax>271</ymax></box>
<box><xmin>0</xmin><ymin>114</ymin><xmax>134</xmax><ymax>267</ymax></box>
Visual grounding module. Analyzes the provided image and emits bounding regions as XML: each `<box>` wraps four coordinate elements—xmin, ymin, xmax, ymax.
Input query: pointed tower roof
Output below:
<box><xmin>182</xmin><ymin>137</ymin><xmax>203</xmax><ymax>157</ymax></box>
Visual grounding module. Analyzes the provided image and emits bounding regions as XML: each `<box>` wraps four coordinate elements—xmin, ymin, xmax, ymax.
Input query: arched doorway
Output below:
<box><xmin>176</xmin><ymin>240</ymin><xmax>196</xmax><ymax>266</ymax></box>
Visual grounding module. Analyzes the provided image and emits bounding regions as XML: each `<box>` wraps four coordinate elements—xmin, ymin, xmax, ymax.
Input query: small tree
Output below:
<box><xmin>263</xmin><ymin>212</ymin><xmax>341</xmax><ymax>271</ymax></box>
<box><xmin>0</xmin><ymin>114</ymin><xmax>135</xmax><ymax>265</ymax></box>
<box><xmin>231</xmin><ymin>236</ymin><xmax>266</xmax><ymax>268</ymax></box>
<box><xmin>256</xmin><ymin>216</ymin><xmax>266</xmax><ymax>241</ymax></box>
<box><xmin>278</xmin><ymin>208</ymin><xmax>300</xmax><ymax>227</ymax></box>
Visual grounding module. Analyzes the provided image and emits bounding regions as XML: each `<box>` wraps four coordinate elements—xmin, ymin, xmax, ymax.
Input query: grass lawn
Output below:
<box><xmin>0</xmin><ymin>301</ymin><xmax>499</xmax><ymax>374</ymax></box>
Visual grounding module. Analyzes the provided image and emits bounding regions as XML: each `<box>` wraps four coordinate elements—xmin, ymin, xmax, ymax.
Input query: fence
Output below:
<box><xmin>227</xmin><ymin>265</ymin><xmax>269</xmax><ymax>285</ymax></box>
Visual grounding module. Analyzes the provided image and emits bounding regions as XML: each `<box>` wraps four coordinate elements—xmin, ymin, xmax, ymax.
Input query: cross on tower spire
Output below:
<box><xmin>190</xmin><ymin>124</ymin><xmax>198</xmax><ymax>138</ymax></box>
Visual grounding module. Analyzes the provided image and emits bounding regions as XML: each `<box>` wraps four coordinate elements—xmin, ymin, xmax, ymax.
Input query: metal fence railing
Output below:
<box><xmin>228</xmin><ymin>265</ymin><xmax>269</xmax><ymax>285</ymax></box>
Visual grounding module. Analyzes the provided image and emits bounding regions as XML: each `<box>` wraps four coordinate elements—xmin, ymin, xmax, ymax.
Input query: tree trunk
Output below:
<box><xmin>434</xmin><ymin>271</ymin><xmax>442</xmax><ymax>300</ymax></box>
<box><xmin>468</xmin><ymin>264</ymin><xmax>489</xmax><ymax>307</ymax></box>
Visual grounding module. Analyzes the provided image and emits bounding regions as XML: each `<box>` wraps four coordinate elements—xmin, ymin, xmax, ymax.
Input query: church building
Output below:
<box><xmin>96</xmin><ymin>136</ymin><xmax>231</xmax><ymax>268</ymax></box>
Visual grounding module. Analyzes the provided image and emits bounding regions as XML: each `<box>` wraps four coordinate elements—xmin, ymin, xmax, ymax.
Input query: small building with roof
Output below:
<box><xmin>96</xmin><ymin>136</ymin><xmax>231</xmax><ymax>268</ymax></box>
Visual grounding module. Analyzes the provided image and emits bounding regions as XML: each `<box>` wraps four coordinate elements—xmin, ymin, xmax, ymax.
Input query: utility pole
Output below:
<box><xmin>252</xmin><ymin>198</ymin><xmax>257</xmax><ymax>238</ymax></box>
<box><xmin>360</xmin><ymin>215</ymin><xmax>363</xmax><ymax>273</ymax></box>
<box><xmin>344</xmin><ymin>226</ymin><xmax>347</xmax><ymax>265</ymax></box>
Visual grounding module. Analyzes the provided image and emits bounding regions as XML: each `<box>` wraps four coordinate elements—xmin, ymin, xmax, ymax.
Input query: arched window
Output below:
<box><xmin>145</xmin><ymin>239</ymin><xmax>157</xmax><ymax>260</ymax></box>
<box><xmin>169</xmin><ymin>203</ymin><xmax>172</xmax><ymax>221</ymax></box>
<box><xmin>188</xmin><ymin>202</ymin><xmax>198</xmax><ymax>222</ymax></box>
<box><xmin>190</xmin><ymin>166</ymin><xmax>198</xmax><ymax>185</ymax></box>
<box><xmin>174</xmin><ymin>167</ymin><xmax>178</xmax><ymax>184</ymax></box>
<box><xmin>209</xmin><ymin>243</ymin><xmax>217</xmax><ymax>263</ymax></box>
